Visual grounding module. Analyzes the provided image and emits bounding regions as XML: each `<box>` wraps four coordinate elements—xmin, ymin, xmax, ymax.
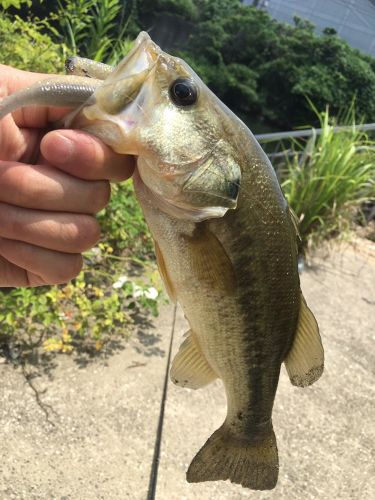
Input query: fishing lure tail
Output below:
<box><xmin>187</xmin><ymin>423</ymin><xmax>279</xmax><ymax>490</ymax></box>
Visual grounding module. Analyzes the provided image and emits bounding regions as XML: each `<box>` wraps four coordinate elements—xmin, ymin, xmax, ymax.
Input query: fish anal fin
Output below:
<box><xmin>284</xmin><ymin>293</ymin><xmax>324</xmax><ymax>387</ymax></box>
<box><xmin>184</xmin><ymin>225</ymin><xmax>236</xmax><ymax>294</ymax></box>
<box><xmin>187</xmin><ymin>422</ymin><xmax>278</xmax><ymax>490</ymax></box>
<box><xmin>154</xmin><ymin>240</ymin><xmax>177</xmax><ymax>303</ymax></box>
<box><xmin>170</xmin><ymin>330</ymin><xmax>217</xmax><ymax>390</ymax></box>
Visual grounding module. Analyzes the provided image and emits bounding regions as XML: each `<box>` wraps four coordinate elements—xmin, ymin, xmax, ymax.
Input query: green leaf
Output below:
<box><xmin>0</xmin><ymin>0</ymin><xmax>32</xmax><ymax>10</ymax></box>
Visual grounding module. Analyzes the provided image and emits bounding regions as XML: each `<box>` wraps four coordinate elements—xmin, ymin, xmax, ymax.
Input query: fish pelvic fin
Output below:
<box><xmin>170</xmin><ymin>330</ymin><xmax>217</xmax><ymax>389</ymax></box>
<box><xmin>284</xmin><ymin>293</ymin><xmax>324</xmax><ymax>387</ymax></box>
<box><xmin>187</xmin><ymin>422</ymin><xmax>279</xmax><ymax>490</ymax></box>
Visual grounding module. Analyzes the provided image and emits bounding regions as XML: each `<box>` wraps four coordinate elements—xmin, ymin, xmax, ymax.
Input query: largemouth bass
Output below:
<box><xmin>0</xmin><ymin>32</ymin><xmax>324</xmax><ymax>490</ymax></box>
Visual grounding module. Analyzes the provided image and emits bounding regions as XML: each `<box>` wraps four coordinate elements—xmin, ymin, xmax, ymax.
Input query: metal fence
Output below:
<box><xmin>255</xmin><ymin>123</ymin><xmax>375</xmax><ymax>142</ymax></box>
<box><xmin>254</xmin><ymin>123</ymin><xmax>375</xmax><ymax>162</ymax></box>
<box><xmin>254</xmin><ymin>122</ymin><xmax>375</xmax><ymax>222</ymax></box>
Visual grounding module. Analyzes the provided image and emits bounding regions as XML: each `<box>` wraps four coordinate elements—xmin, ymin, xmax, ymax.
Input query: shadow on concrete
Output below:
<box><xmin>132</xmin><ymin>311</ymin><xmax>166</xmax><ymax>358</ymax></box>
<box><xmin>0</xmin><ymin>301</ymin><xmax>167</xmax><ymax>381</ymax></box>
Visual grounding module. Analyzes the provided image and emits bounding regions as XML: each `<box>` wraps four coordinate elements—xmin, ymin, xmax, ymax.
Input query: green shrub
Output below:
<box><xmin>52</xmin><ymin>0</ymin><xmax>133</xmax><ymax>64</ymax></box>
<box><xmin>0</xmin><ymin>0</ymin><xmax>31</xmax><ymax>9</ymax></box>
<box><xmin>0</xmin><ymin>181</ymin><xmax>158</xmax><ymax>356</ymax></box>
<box><xmin>0</xmin><ymin>12</ymin><xmax>65</xmax><ymax>72</ymax></box>
<box><xmin>0</xmin><ymin>9</ymin><xmax>157</xmax><ymax>358</ymax></box>
<box><xmin>136</xmin><ymin>1</ymin><xmax>375</xmax><ymax>130</ymax></box>
<box><xmin>97</xmin><ymin>181</ymin><xmax>153</xmax><ymax>258</ymax></box>
<box><xmin>281</xmin><ymin>107</ymin><xmax>375</xmax><ymax>251</ymax></box>
<box><xmin>0</xmin><ymin>264</ymin><xmax>161</xmax><ymax>355</ymax></box>
<box><xmin>139</xmin><ymin>0</ymin><xmax>198</xmax><ymax>21</ymax></box>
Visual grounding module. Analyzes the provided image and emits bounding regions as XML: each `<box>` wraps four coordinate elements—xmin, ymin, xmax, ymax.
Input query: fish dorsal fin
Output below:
<box><xmin>154</xmin><ymin>240</ymin><xmax>177</xmax><ymax>303</ymax></box>
<box><xmin>170</xmin><ymin>330</ymin><xmax>218</xmax><ymax>390</ymax></box>
<box><xmin>183</xmin><ymin>225</ymin><xmax>236</xmax><ymax>294</ymax></box>
<box><xmin>284</xmin><ymin>294</ymin><xmax>324</xmax><ymax>387</ymax></box>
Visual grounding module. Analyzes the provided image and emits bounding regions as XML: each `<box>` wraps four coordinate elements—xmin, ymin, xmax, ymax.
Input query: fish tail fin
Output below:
<box><xmin>187</xmin><ymin>422</ymin><xmax>278</xmax><ymax>490</ymax></box>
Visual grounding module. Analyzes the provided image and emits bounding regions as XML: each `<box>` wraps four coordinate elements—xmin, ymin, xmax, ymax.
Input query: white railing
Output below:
<box><xmin>254</xmin><ymin>123</ymin><xmax>375</xmax><ymax>142</ymax></box>
<box><xmin>254</xmin><ymin>123</ymin><xmax>375</xmax><ymax>161</ymax></box>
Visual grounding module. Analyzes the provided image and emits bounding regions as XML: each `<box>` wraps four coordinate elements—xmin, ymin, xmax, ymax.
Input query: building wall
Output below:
<box><xmin>245</xmin><ymin>0</ymin><xmax>375</xmax><ymax>56</ymax></box>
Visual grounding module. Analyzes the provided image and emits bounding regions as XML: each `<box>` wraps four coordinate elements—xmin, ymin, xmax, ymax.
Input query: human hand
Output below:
<box><xmin>0</xmin><ymin>64</ymin><xmax>135</xmax><ymax>287</ymax></box>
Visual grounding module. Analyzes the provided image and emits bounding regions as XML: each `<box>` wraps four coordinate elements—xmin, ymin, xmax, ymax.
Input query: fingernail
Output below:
<box><xmin>48</xmin><ymin>132</ymin><xmax>74</xmax><ymax>164</ymax></box>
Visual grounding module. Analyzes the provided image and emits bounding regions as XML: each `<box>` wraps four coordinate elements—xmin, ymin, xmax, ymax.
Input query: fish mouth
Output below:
<box><xmin>71</xmin><ymin>32</ymin><xmax>163</xmax><ymax>153</ymax></box>
<box><xmin>90</xmin><ymin>31</ymin><xmax>161</xmax><ymax>116</ymax></box>
<box><xmin>109</xmin><ymin>31</ymin><xmax>161</xmax><ymax>81</ymax></box>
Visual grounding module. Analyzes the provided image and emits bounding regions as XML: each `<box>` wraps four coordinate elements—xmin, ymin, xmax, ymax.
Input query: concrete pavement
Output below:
<box><xmin>0</xmin><ymin>241</ymin><xmax>374</xmax><ymax>499</ymax></box>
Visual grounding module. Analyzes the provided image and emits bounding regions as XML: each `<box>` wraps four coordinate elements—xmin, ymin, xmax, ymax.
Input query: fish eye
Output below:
<box><xmin>169</xmin><ymin>78</ymin><xmax>198</xmax><ymax>106</ymax></box>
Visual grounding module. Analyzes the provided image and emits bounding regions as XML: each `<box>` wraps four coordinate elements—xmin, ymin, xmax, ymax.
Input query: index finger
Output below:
<box><xmin>0</xmin><ymin>64</ymin><xmax>73</xmax><ymax>128</ymax></box>
<box><xmin>41</xmin><ymin>129</ymin><xmax>135</xmax><ymax>182</ymax></box>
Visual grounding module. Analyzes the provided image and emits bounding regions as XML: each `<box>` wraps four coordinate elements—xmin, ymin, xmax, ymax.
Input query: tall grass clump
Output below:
<box><xmin>281</xmin><ymin>107</ymin><xmax>375</xmax><ymax>252</ymax></box>
<box><xmin>54</xmin><ymin>0</ymin><xmax>134</xmax><ymax>65</ymax></box>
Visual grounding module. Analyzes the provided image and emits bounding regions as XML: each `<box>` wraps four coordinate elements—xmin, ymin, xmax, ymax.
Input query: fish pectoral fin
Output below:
<box><xmin>184</xmin><ymin>225</ymin><xmax>236</xmax><ymax>294</ymax></box>
<box><xmin>170</xmin><ymin>330</ymin><xmax>218</xmax><ymax>390</ymax></box>
<box><xmin>284</xmin><ymin>293</ymin><xmax>324</xmax><ymax>387</ymax></box>
<box><xmin>154</xmin><ymin>240</ymin><xmax>177</xmax><ymax>303</ymax></box>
